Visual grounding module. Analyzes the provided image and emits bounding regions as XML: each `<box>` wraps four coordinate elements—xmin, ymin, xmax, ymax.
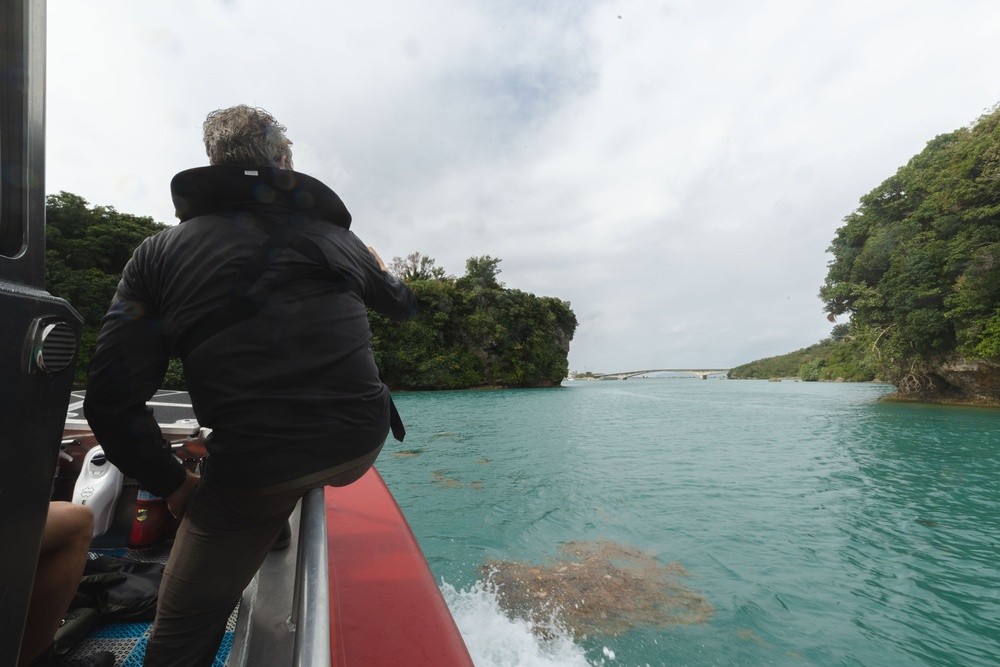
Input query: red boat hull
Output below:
<box><xmin>325</xmin><ymin>469</ymin><xmax>473</xmax><ymax>665</ymax></box>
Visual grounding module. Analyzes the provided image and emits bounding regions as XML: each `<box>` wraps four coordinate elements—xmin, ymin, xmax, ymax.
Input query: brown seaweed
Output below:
<box><xmin>482</xmin><ymin>540</ymin><xmax>714</xmax><ymax>638</ymax></box>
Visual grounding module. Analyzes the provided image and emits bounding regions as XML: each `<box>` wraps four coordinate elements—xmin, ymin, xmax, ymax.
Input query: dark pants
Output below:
<box><xmin>143</xmin><ymin>442</ymin><xmax>383</xmax><ymax>667</ymax></box>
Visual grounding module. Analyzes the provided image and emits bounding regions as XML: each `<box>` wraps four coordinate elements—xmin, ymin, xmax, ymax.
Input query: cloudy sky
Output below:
<box><xmin>46</xmin><ymin>0</ymin><xmax>999</xmax><ymax>373</ymax></box>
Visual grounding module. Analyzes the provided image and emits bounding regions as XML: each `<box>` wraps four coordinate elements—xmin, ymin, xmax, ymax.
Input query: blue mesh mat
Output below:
<box><xmin>64</xmin><ymin>611</ymin><xmax>238</xmax><ymax>666</ymax></box>
<box><xmin>62</xmin><ymin>548</ymin><xmax>237</xmax><ymax>666</ymax></box>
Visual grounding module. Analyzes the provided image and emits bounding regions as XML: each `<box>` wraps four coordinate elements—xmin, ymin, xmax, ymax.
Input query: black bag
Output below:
<box><xmin>71</xmin><ymin>555</ymin><xmax>166</xmax><ymax>621</ymax></box>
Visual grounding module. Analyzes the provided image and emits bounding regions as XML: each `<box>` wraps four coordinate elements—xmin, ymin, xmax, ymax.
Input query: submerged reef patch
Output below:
<box><xmin>482</xmin><ymin>540</ymin><xmax>713</xmax><ymax>637</ymax></box>
<box><xmin>431</xmin><ymin>469</ymin><xmax>483</xmax><ymax>489</ymax></box>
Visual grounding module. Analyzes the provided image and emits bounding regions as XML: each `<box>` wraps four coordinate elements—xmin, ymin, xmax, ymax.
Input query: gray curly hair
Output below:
<box><xmin>203</xmin><ymin>105</ymin><xmax>294</xmax><ymax>169</ymax></box>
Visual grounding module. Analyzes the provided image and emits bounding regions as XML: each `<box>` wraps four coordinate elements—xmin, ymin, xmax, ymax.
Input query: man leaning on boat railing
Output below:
<box><xmin>83</xmin><ymin>105</ymin><xmax>418</xmax><ymax>667</ymax></box>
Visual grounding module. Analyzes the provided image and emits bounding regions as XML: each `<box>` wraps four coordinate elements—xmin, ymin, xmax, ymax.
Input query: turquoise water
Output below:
<box><xmin>380</xmin><ymin>380</ymin><xmax>1000</xmax><ymax>666</ymax></box>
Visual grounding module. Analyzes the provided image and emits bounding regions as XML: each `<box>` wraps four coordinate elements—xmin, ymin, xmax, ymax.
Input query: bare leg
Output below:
<box><xmin>18</xmin><ymin>502</ymin><xmax>94</xmax><ymax>667</ymax></box>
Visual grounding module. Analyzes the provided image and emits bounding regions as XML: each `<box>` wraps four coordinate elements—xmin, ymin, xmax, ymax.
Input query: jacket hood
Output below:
<box><xmin>170</xmin><ymin>166</ymin><xmax>352</xmax><ymax>229</ymax></box>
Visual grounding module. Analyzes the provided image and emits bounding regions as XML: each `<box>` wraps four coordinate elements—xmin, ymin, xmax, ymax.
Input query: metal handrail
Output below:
<box><xmin>292</xmin><ymin>487</ymin><xmax>332</xmax><ymax>667</ymax></box>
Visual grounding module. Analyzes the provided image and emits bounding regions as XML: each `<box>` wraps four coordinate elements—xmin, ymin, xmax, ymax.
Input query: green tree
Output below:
<box><xmin>45</xmin><ymin>192</ymin><xmax>169</xmax><ymax>385</ymax></box>
<box><xmin>830</xmin><ymin>323</ymin><xmax>851</xmax><ymax>341</ymax></box>
<box><xmin>462</xmin><ymin>255</ymin><xmax>503</xmax><ymax>289</ymax></box>
<box><xmin>388</xmin><ymin>251</ymin><xmax>448</xmax><ymax>282</ymax></box>
<box><xmin>820</xmin><ymin>105</ymin><xmax>1000</xmax><ymax>394</ymax></box>
<box><xmin>370</xmin><ymin>255</ymin><xmax>577</xmax><ymax>389</ymax></box>
<box><xmin>798</xmin><ymin>357</ymin><xmax>826</xmax><ymax>382</ymax></box>
<box><xmin>729</xmin><ymin>324</ymin><xmax>878</xmax><ymax>382</ymax></box>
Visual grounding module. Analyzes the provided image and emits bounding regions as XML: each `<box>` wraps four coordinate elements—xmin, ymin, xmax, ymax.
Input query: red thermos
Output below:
<box><xmin>127</xmin><ymin>489</ymin><xmax>169</xmax><ymax>548</ymax></box>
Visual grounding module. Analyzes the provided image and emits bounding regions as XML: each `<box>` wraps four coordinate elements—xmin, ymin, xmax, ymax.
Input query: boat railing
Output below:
<box><xmin>227</xmin><ymin>485</ymin><xmax>333</xmax><ymax>667</ymax></box>
<box><xmin>293</xmin><ymin>487</ymin><xmax>332</xmax><ymax>667</ymax></box>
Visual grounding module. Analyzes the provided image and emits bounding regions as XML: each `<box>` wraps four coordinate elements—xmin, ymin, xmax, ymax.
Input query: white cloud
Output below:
<box><xmin>46</xmin><ymin>0</ymin><xmax>1000</xmax><ymax>373</ymax></box>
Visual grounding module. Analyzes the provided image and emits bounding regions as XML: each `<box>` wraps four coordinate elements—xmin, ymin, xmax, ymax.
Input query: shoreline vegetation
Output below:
<box><xmin>582</xmin><ymin>372</ymin><xmax>1000</xmax><ymax>409</ymax></box>
<box><xmin>879</xmin><ymin>392</ymin><xmax>1000</xmax><ymax>408</ymax></box>
<box><xmin>727</xmin><ymin>339</ymin><xmax>1000</xmax><ymax>408</ymax></box>
<box><xmin>574</xmin><ymin>372</ymin><xmax>1000</xmax><ymax>407</ymax></box>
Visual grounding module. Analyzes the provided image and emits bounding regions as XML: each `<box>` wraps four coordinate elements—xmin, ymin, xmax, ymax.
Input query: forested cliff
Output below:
<box><xmin>43</xmin><ymin>193</ymin><xmax>576</xmax><ymax>390</ymax></box>
<box><xmin>734</xmin><ymin>106</ymin><xmax>1000</xmax><ymax>404</ymax></box>
<box><xmin>820</xmin><ymin>105</ymin><xmax>1000</xmax><ymax>403</ymax></box>
<box><xmin>371</xmin><ymin>253</ymin><xmax>577</xmax><ymax>389</ymax></box>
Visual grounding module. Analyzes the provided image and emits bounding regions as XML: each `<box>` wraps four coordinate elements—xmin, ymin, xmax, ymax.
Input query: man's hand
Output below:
<box><xmin>167</xmin><ymin>470</ymin><xmax>200</xmax><ymax>520</ymax></box>
<box><xmin>368</xmin><ymin>247</ymin><xmax>388</xmax><ymax>272</ymax></box>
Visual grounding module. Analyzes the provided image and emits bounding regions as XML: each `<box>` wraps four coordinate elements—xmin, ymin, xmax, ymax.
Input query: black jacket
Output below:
<box><xmin>84</xmin><ymin>166</ymin><xmax>418</xmax><ymax>496</ymax></box>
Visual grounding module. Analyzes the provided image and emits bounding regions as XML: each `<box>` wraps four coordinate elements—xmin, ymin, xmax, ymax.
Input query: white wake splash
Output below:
<box><xmin>441</xmin><ymin>580</ymin><xmax>610</xmax><ymax>666</ymax></box>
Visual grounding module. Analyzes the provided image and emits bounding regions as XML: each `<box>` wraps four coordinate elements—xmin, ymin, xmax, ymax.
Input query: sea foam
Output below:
<box><xmin>441</xmin><ymin>580</ymin><xmax>599</xmax><ymax>666</ymax></box>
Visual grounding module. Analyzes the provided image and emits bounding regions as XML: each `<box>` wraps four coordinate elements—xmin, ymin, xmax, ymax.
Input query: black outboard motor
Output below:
<box><xmin>1</xmin><ymin>2</ymin><xmax>84</xmax><ymax>664</ymax></box>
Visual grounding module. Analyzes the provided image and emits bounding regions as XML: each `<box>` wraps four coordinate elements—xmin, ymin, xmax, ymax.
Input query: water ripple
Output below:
<box><xmin>384</xmin><ymin>381</ymin><xmax>1000</xmax><ymax>666</ymax></box>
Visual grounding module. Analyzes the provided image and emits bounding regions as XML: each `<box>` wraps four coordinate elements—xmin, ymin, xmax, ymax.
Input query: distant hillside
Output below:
<box><xmin>728</xmin><ymin>326</ymin><xmax>878</xmax><ymax>381</ymax></box>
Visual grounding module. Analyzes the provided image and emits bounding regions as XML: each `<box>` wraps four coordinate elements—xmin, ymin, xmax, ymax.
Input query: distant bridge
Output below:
<box><xmin>589</xmin><ymin>368</ymin><xmax>730</xmax><ymax>380</ymax></box>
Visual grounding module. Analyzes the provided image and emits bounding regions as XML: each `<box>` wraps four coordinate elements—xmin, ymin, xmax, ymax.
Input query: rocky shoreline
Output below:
<box><xmin>880</xmin><ymin>391</ymin><xmax>1000</xmax><ymax>409</ymax></box>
